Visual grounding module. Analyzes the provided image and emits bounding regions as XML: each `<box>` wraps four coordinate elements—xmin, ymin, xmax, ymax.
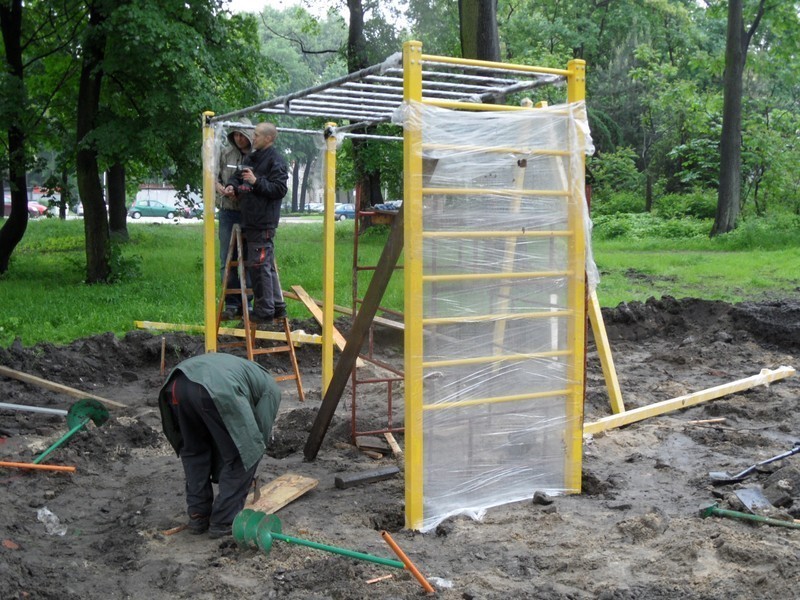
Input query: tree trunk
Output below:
<box><xmin>292</xmin><ymin>160</ymin><xmax>300</xmax><ymax>212</ymax></box>
<box><xmin>107</xmin><ymin>163</ymin><xmax>128</xmax><ymax>241</ymax></box>
<box><xmin>711</xmin><ymin>0</ymin><xmax>766</xmax><ymax>237</ymax></box>
<box><xmin>459</xmin><ymin>0</ymin><xmax>500</xmax><ymax>61</ymax></box>
<box><xmin>0</xmin><ymin>0</ymin><xmax>29</xmax><ymax>275</ymax></box>
<box><xmin>76</xmin><ymin>5</ymin><xmax>111</xmax><ymax>282</ymax></box>
<box><xmin>300</xmin><ymin>159</ymin><xmax>313</xmax><ymax>210</ymax></box>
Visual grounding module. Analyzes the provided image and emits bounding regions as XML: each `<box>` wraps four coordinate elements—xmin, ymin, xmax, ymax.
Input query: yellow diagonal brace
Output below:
<box><xmin>587</xmin><ymin>291</ymin><xmax>624</xmax><ymax>414</ymax></box>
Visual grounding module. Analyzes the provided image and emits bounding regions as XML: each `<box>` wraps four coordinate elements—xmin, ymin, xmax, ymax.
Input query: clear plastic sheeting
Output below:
<box><xmin>405</xmin><ymin>101</ymin><xmax>593</xmax><ymax>532</ymax></box>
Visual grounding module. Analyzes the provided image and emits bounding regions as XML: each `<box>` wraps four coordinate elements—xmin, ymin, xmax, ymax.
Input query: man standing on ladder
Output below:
<box><xmin>217</xmin><ymin>118</ymin><xmax>253</xmax><ymax>321</ymax></box>
<box><xmin>224</xmin><ymin>121</ymin><xmax>289</xmax><ymax>324</ymax></box>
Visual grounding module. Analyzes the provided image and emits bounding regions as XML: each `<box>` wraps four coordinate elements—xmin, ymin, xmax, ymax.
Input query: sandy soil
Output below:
<box><xmin>1</xmin><ymin>296</ymin><xmax>798</xmax><ymax>599</ymax></box>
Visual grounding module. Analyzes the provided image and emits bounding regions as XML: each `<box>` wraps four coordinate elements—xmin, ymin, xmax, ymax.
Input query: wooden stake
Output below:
<box><xmin>160</xmin><ymin>337</ymin><xmax>166</xmax><ymax>376</ymax></box>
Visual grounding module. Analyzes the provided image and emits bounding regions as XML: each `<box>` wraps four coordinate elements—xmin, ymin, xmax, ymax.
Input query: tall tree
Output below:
<box><xmin>459</xmin><ymin>0</ymin><xmax>500</xmax><ymax>61</ymax></box>
<box><xmin>711</xmin><ymin>0</ymin><xmax>765</xmax><ymax>236</ymax></box>
<box><xmin>0</xmin><ymin>0</ymin><xmax>28</xmax><ymax>274</ymax></box>
<box><xmin>75</xmin><ymin>0</ymin><xmax>111</xmax><ymax>283</ymax></box>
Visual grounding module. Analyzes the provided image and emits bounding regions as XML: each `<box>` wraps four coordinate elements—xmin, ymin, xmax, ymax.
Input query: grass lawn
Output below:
<box><xmin>1</xmin><ymin>216</ymin><xmax>797</xmax><ymax>347</ymax></box>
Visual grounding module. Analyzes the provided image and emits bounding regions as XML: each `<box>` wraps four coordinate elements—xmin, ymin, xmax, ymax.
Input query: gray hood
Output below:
<box><xmin>227</xmin><ymin>117</ymin><xmax>254</xmax><ymax>147</ymax></box>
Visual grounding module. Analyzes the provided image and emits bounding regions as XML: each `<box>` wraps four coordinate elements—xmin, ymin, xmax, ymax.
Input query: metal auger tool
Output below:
<box><xmin>32</xmin><ymin>399</ymin><xmax>110</xmax><ymax>465</ymax></box>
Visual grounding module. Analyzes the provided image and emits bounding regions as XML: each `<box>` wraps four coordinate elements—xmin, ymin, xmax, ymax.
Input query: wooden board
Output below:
<box><xmin>0</xmin><ymin>366</ymin><xmax>126</xmax><ymax>409</ymax></box>
<box><xmin>244</xmin><ymin>473</ymin><xmax>319</xmax><ymax>514</ymax></box>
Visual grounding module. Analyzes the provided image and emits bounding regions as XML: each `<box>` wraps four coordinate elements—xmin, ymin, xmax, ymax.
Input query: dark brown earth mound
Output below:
<box><xmin>1</xmin><ymin>297</ymin><xmax>798</xmax><ymax>599</ymax></box>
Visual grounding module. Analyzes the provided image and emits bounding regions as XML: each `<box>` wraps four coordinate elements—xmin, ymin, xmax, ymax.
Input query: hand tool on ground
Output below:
<box><xmin>699</xmin><ymin>503</ymin><xmax>800</xmax><ymax>529</ymax></box>
<box><xmin>32</xmin><ymin>399</ymin><xmax>110</xmax><ymax>465</ymax></box>
<box><xmin>233</xmin><ymin>509</ymin><xmax>404</xmax><ymax>568</ymax></box>
<box><xmin>708</xmin><ymin>442</ymin><xmax>800</xmax><ymax>484</ymax></box>
<box><xmin>381</xmin><ymin>530</ymin><xmax>435</xmax><ymax>593</ymax></box>
<box><xmin>734</xmin><ymin>487</ymin><xmax>773</xmax><ymax>513</ymax></box>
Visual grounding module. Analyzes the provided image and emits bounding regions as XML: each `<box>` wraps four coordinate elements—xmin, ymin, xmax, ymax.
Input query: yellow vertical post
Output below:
<box><xmin>403</xmin><ymin>40</ymin><xmax>424</xmax><ymax>531</ymax></box>
<box><xmin>202</xmin><ymin>111</ymin><xmax>218</xmax><ymax>353</ymax></box>
<box><xmin>321</xmin><ymin>123</ymin><xmax>337</xmax><ymax>393</ymax></box>
<box><xmin>564</xmin><ymin>59</ymin><xmax>587</xmax><ymax>491</ymax></box>
<box><xmin>567</xmin><ymin>59</ymin><xmax>586</xmax><ymax>103</ymax></box>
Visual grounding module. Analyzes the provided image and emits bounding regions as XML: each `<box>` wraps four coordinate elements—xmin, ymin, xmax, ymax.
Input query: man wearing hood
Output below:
<box><xmin>224</xmin><ymin>121</ymin><xmax>289</xmax><ymax>323</ymax></box>
<box><xmin>216</xmin><ymin>119</ymin><xmax>253</xmax><ymax>320</ymax></box>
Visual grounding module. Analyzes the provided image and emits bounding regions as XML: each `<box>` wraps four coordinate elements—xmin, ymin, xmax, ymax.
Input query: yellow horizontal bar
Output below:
<box><xmin>421</xmin><ymin>187</ymin><xmax>568</xmax><ymax>197</ymax></box>
<box><xmin>421</xmin><ymin>54</ymin><xmax>571</xmax><ymax>77</ymax></box>
<box><xmin>423</xmin><ymin>309</ymin><xmax>572</xmax><ymax>325</ymax></box>
<box><xmin>583</xmin><ymin>366</ymin><xmax>796</xmax><ymax>435</ymax></box>
<box><xmin>423</xmin><ymin>142</ymin><xmax>571</xmax><ymax>156</ymax></box>
<box><xmin>423</xmin><ymin>388</ymin><xmax>570</xmax><ymax>411</ymax></box>
<box><xmin>423</xmin><ymin>230</ymin><xmax>573</xmax><ymax>239</ymax></box>
<box><xmin>134</xmin><ymin>320</ymin><xmax>322</xmax><ymax>345</ymax></box>
<box><xmin>423</xmin><ymin>270</ymin><xmax>570</xmax><ymax>283</ymax></box>
<box><xmin>421</xmin><ymin>99</ymin><xmax>543</xmax><ymax>112</ymax></box>
<box><xmin>423</xmin><ymin>349</ymin><xmax>571</xmax><ymax>368</ymax></box>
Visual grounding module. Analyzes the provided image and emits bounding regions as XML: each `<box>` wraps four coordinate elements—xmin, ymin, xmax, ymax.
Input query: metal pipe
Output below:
<box><xmin>0</xmin><ymin>461</ymin><xmax>76</xmax><ymax>473</ymax></box>
<box><xmin>0</xmin><ymin>402</ymin><xmax>68</xmax><ymax>417</ymax></box>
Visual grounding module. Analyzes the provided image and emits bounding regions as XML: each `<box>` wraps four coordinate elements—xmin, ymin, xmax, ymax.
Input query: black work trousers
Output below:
<box><xmin>243</xmin><ymin>228</ymin><xmax>285</xmax><ymax>319</ymax></box>
<box><xmin>167</xmin><ymin>372</ymin><xmax>258</xmax><ymax>528</ymax></box>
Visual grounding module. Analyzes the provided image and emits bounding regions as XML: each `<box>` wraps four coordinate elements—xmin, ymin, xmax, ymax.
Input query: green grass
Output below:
<box><xmin>1</xmin><ymin>215</ymin><xmax>797</xmax><ymax>347</ymax></box>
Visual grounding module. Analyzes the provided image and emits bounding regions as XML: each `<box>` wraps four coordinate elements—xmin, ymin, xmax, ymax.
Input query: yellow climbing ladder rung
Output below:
<box><xmin>423</xmin><ymin>230</ymin><xmax>573</xmax><ymax>239</ymax></box>
<box><xmin>423</xmin><ymin>349</ymin><xmax>571</xmax><ymax>369</ymax></box>
<box><xmin>422</xmin><ymin>187</ymin><xmax>569</xmax><ymax>197</ymax></box>
<box><xmin>423</xmin><ymin>270</ymin><xmax>570</xmax><ymax>283</ymax></box>
<box><xmin>423</xmin><ymin>309</ymin><xmax>572</xmax><ymax>325</ymax></box>
<box><xmin>422</xmin><ymin>142</ymin><xmax>571</xmax><ymax>156</ymax></box>
<box><xmin>423</xmin><ymin>388</ymin><xmax>570</xmax><ymax>411</ymax></box>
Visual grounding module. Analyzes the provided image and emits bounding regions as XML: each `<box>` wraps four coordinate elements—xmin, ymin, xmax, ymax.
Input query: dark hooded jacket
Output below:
<box><xmin>216</xmin><ymin>121</ymin><xmax>253</xmax><ymax>211</ymax></box>
<box><xmin>227</xmin><ymin>145</ymin><xmax>288</xmax><ymax>230</ymax></box>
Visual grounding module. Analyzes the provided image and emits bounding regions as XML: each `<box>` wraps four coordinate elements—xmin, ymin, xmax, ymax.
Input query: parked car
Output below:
<box><xmin>3</xmin><ymin>196</ymin><xmax>47</xmax><ymax>218</ymax></box>
<box><xmin>128</xmin><ymin>198</ymin><xmax>177</xmax><ymax>219</ymax></box>
<box><xmin>181</xmin><ymin>202</ymin><xmax>204</xmax><ymax>219</ymax></box>
<box><xmin>334</xmin><ymin>203</ymin><xmax>356</xmax><ymax>221</ymax></box>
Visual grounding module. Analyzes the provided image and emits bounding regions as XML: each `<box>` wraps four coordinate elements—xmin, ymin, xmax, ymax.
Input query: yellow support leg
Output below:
<box><xmin>587</xmin><ymin>291</ymin><xmax>625</xmax><ymax>414</ymax></box>
<box><xmin>201</xmin><ymin>111</ymin><xmax>218</xmax><ymax>353</ymax></box>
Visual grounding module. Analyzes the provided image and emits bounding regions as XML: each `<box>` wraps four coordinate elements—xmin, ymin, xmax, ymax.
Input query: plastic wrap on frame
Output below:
<box><xmin>399</xmin><ymin>101</ymin><xmax>593</xmax><ymax>532</ymax></box>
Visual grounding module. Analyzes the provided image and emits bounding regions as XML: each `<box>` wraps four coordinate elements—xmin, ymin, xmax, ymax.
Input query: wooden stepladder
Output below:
<box><xmin>216</xmin><ymin>224</ymin><xmax>305</xmax><ymax>401</ymax></box>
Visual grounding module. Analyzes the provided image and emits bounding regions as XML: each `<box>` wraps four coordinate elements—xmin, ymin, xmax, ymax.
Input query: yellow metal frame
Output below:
<box><xmin>402</xmin><ymin>40</ymin><xmax>425</xmax><ymax>531</ymax></box>
<box><xmin>322</xmin><ymin>123</ymin><xmax>338</xmax><ymax>393</ymax></box>
<box><xmin>403</xmin><ymin>42</ymin><xmax>590</xmax><ymax>530</ymax></box>
<box><xmin>202</xmin><ymin>111</ymin><xmax>218</xmax><ymax>352</ymax></box>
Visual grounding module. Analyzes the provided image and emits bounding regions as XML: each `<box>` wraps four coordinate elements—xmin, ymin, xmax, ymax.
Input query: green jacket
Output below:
<box><xmin>158</xmin><ymin>353</ymin><xmax>282</xmax><ymax>471</ymax></box>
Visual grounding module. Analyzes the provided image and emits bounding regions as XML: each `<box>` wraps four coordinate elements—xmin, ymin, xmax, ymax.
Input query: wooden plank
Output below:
<box><xmin>244</xmin><ymin>473</ymin><xmax>319</xmax><ymax>513</ymax></box>
<box><xmin>290</xmin><ymin>285</ymin><xmax>364</xmax><ymax>367</ymax></box>
<box><xmin>0</xmin><ymin>366</ymin><xmax>126</xmax><ymax>409</ymax></box>
<box><xmin>587</xmin><ymin>290</ymin><xmax>625</xmax><ymax>414</ymax></box>
<box><xmin>383</xmin><ymin>433</ymin><xmax>403</xmax><ymax>457</ymax></box>
<box><xmin>304</xmin><ymin>206</ymin><xmax>405</xmax><ymax>461</ymax></box>
<box><xmin>334</xmin><ymin>466</ymin><xmax>400</xmax><ymax>489</ymax></box>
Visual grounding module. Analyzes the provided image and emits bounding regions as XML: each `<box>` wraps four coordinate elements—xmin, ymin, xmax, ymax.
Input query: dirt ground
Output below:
<box><xmin>1</xmin><ymin>296</ymin><xmax>799</xmax><ymax>599</ymax></box>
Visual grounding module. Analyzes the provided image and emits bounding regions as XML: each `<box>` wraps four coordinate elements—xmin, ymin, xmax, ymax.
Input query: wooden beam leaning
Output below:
<box><xmin>0</xmin><ymin>366</ymin><xmax>126</xmax><ymax>409</ymax></box>
<box><xmin>303</xmin><ymin>205</ymin><xmax>405</xmax><ymax>461</ymax></box>
<box><xmin>288</xmin><ymin>285</ymin><xmax>364</xmax><ymax>367</ymax></box>
<box><xmin>583</xmin><ymin>366</ymin><xmax>795</xmax><ymax>435</ymax></box>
